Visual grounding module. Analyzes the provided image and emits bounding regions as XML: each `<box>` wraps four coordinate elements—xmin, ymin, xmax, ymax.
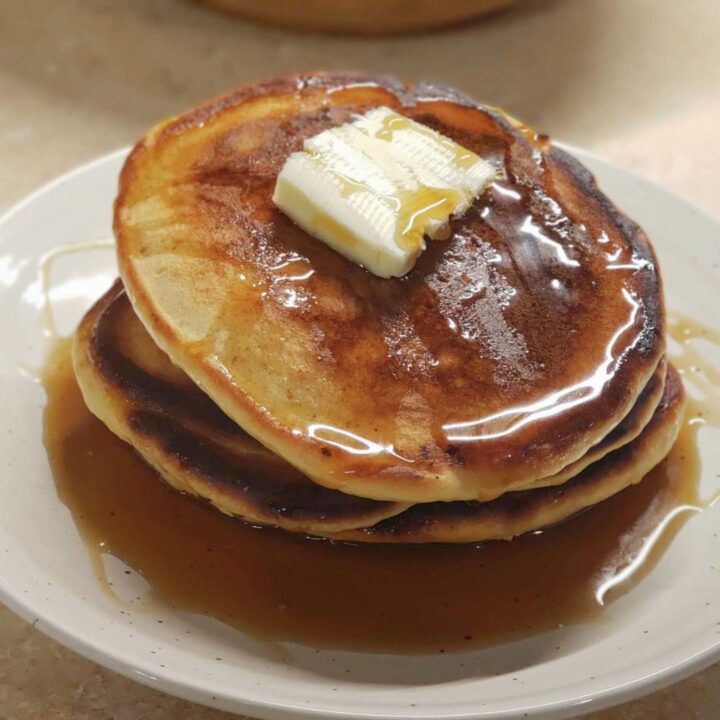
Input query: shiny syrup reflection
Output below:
<box><xmin>43</xmin><ymin>323</ymin><xmax>715</xmax><ymax>653</ymax></box>
<box><xmin>190</xmin><ymin>95</ymin><xmax>665</xmax><ymax>488</ymax></box>
<box><xmin>280</xmin><ymin>166</ymin><xmax>660</xmax><ymax>472</ymax></box>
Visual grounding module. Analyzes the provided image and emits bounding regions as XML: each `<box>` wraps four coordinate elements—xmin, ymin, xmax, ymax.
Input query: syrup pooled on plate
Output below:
<box><xmin>43</xmin><ymin>333</ymin><xmax>709</xmax><ymax>653</ymax></box>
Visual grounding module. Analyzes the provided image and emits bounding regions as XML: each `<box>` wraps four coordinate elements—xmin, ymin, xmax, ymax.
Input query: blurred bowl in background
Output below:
<box><xmin>198</xmin><ymin>0</ymin><xmax>512</xmax><ymax>34</ymax></box>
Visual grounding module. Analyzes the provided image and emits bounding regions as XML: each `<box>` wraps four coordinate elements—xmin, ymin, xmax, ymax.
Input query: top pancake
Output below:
<box><xmin>115</xmin><ymin>72</ymin><xmax>664</xmax><ymax>503</ymax></box>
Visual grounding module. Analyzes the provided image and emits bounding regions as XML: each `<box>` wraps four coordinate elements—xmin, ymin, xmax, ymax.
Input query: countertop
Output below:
<box><xmin>1</xmin><ymin>1</ymin><xmax>719</xmax><ymax>717</ymax></box>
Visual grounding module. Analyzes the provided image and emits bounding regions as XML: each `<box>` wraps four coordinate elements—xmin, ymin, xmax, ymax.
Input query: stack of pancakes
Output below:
<box><xmin>73</xmin><ymin>73</ymin><xmax>685</xmax><ymax>543</ymax></box>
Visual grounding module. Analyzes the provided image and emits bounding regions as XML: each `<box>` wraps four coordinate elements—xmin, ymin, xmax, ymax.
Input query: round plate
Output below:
<box><xmin>0</xmin><ymin>148</ymin><xmax>719</xmax><ymax>720</ymax></box>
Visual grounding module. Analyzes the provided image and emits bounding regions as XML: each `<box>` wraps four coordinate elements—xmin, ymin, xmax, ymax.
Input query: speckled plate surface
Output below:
<box><xmin>0</xmin><ymin>148</ymin><xmax>719</xmax><ymax>720</ymax></box>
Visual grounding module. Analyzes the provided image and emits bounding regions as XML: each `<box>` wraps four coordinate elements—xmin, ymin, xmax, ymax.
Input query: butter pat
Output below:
<box><xmin>272</xmin><ymin>107</ymin><xmax>496</xmax><ymax>278</ymax></box>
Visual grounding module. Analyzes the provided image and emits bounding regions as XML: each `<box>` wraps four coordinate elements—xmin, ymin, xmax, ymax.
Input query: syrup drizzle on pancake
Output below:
<box><xmin>291</xmin><ymin>154</ymin><xmax>660</xmax><ymax>491</ymax></box>
<box><xmin>280</xmin><ymin>148</ymin><xmax>656</xmax><ymax>457</ymax></box>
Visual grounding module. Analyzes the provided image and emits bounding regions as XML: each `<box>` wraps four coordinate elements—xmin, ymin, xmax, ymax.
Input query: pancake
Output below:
<box><xmin>115</xmin><ymin>72</ymin><xmax>664</xmax><ymax>503</ymax></box>
<box><xmin>72</xmin><ymin>281</ymin><xmax>409</xmax><ymax>534</ymax></box>
<box><xmin>332</xmin><ymin>365</ymin><xmax>685</xmax><ymax>544</ymax></box>
<box><xmin>531</xmin><ymin>357</ymin><xmax>666</xmax><ymax>490</ymax></box>
<box><xmin>74</xmin><ymin>282</ymin><xmax>676</xmax><ymax>544</ymax></box>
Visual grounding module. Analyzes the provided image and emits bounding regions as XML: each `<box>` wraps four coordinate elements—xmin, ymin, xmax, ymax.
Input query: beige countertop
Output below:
<box><xmin>1</xmin><ymin>1</ymin><xmax>719</xmax><ymax>717</ymax></box>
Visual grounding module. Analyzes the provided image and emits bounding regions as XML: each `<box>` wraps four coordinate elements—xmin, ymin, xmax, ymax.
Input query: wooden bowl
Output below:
<box><xmin>199</xmin><ymin>0</ymin><xmax>511</xmax><ymax>34</ymax></box>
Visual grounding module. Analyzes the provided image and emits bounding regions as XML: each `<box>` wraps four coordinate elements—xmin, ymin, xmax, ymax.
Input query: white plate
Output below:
<box><xmin>1</xmin><ymin>147</ymin><xmax>719</xmax><ymax>720</ymax></box>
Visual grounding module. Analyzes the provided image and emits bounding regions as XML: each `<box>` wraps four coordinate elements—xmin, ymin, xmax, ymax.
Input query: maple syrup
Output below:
<box><xmin>42</xmin><ymin>328</ymin><xmax>710</xmax><ymax>653</ymax></box>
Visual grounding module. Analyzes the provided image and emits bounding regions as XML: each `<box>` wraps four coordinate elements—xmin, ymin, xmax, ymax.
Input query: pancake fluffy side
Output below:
<box><xmin>115</xmin><ymin>72</ymin><xmax>665</xmax><ymax>503</ymax></box>
<box><xmin>72</xmin><ymin>282</ymin><xmax>409</xmax><ymax>534</ymax></box>
<box><xmin>332</xmin><ymin>365</ymin><xmax>685</xmax><ymax>544</ymax></box>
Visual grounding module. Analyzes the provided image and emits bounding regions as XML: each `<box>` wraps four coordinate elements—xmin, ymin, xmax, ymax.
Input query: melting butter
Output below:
<box><xmin>273</xmin><ymin>107</ymin><xmax>496</xmax><ymax>278</ymax></box>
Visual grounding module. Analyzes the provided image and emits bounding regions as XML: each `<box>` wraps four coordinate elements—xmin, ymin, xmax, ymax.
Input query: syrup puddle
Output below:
<box><xmin>39</xmin><ymin>311</ymin><xmax>718</xmax><ymax>653</ymax></box>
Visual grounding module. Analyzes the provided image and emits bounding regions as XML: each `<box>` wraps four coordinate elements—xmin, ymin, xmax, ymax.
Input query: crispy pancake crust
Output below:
<box><xmin>73</xmin><ymin>282</ymin><xmax>408</xmax><ymax>533</ymax></box>
<box><xmin>115</xmin><ymin>72</ymin><xmax>664</xmax><ymax>502</ymax></box>
<box><xmin>333</xmin><ymin>365</ymin><xmax>684</xmax><ymax>543</ymax></box>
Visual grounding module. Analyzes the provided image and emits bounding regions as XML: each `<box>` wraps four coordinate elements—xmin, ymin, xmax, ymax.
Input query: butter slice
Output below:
<box><xmin>272</xmin><ymin>107</ymin><xmax>495</xmax><ymax>278</ymax></box>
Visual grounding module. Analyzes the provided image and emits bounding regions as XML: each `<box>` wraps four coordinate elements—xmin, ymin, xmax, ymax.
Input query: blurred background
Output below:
<box><xmin>1</xmin><ymin>1</ymin><xmax>719</xmax><ymax>718</ymax></box>
<box><xmin>1</xmin><ymin>0</ymin><xmax>719</xmax><ymax>218</ymax></box>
